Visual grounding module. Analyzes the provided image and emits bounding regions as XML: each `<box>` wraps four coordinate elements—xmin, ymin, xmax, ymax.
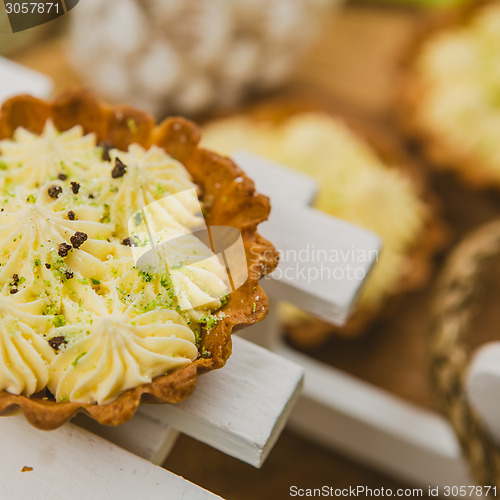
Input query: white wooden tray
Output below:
<box><xmin>4</xmin><ymin>58</ymin><xmax>498</xmax><ymax>495</ymax></box>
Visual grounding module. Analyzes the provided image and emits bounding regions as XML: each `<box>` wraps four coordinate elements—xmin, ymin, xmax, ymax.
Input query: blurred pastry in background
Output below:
<box><xmin>362</xmin><ymin>0</ymin><xmax>468</xmax><ymax>9</ymax></box>
<box><xmin>203</xmin><ymin>112</ymin><xmax>446</xmax><ymax>347</ymax></box>
<box><xmin>402</xmin><ymin>1</ymin><xmax>500</xmax><ymax>189</ymax></box>
<box><xmin>69</xmin><ymin>0</ymin><xmax>329</xmax><ymax>117</ymax></box>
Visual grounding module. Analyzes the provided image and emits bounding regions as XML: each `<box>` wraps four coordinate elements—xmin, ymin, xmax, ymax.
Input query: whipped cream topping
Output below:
<box><xmin>96</xmin><ymin>144</ymin><xmax>203</xmax><ymax>239</ymax></box>
<box><xmin>0</xmin><ymin>121</ymin><xmax>227</xmax><ymax>403</ymax></box>
<box><xmin>0</xmin><ymin>296</ymin><xmax>55</xmax><ymax>395</ymax></box>
<box><xmin>0</xmin><ymin>121</ymin><xmax>101</xmax><ymax>189</ymax></box>
<box><xmin>48</xmin><ymin>304</ymin><xmax>198</xmax><ymax>404</ymax></box>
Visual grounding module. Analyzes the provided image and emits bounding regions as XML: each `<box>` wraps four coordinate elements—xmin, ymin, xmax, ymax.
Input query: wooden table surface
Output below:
<box><xmin>10</xmin><ymin>4</ymin><xmax>500</xmax><ymax>498</ymax></box>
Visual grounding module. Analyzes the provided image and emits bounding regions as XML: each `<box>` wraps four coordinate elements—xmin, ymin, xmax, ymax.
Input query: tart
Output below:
<box><xmin>0</xmin><ymin>90</ymin><xmax>277</xmax><ymax>429</ymax></box>
<box><xmin>203</xmin><ymin>111</ymin><xmax>444</xmax><ymax>345</ymax></box>
<box><xmin>401</xmin><ymin>1</ymin><xmax>500</xmax><ymax>188</ymax></box>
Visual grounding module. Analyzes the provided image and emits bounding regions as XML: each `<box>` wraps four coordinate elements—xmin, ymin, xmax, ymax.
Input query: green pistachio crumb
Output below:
<box><xmin>72</xmin><ymin>352</ymin><xmax>87</xmax><ymax>367</ymax></box>
<box><xmin>126</xmin><ymin>117</ymin><xmax>139</xmax><ymax>134</ymax></box>
<box><xmin>53</xmin><ymin>315</ymin><xmax>66</xmax><ymax>327</ymax></box>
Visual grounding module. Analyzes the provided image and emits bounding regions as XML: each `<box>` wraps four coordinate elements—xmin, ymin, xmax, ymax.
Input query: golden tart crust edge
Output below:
<box><xmin>0</xmin><ymin>89</ymin><xmax>278</xmax><ymax>429</ymax></box>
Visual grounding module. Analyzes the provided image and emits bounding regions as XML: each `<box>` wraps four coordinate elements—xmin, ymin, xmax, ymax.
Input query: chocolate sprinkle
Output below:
<box><xmin>48</xmin><ymin>185</ymin><xmax>62</xmax><ymax>199</ymax></box>
<box><xmin>67</xmin><ymin>210</ymin><xmax>76</xmax><ymax>221</ymax></box>
<box><xmin>122</xmin><ymin>237</ymin><xmax>138</xmax><ymax>247</ymax></box>
<box><xmin>98</xmin><ymin>141</ymin><xmax>113</xmax><ymax>162</ymax></box>
<box><xmin>58</xmin><ymin>243</ymin><xmax>72</xmax><ymax>257</ymax></box>
<box><xmin>45</xmin><ymin>388</ymin><xmax>56</xmax><ymax>401</ymax></box>
<box><xmin>48</xmin><ymin>336</ymin><xmax>67</xmax><ymax>350</ymax></box>
<box><xmin>70</xmin><ymin>182</ymin><xmax>80</xmax><ymax>194</ymax></box>
<box><xmin>112</xmin><ymin>158</ymin><xmax>127</xmax><ymax>178</ymax></box>
<box><xmin>70</xmin><ymin>231</ymin><xmax>88</xmax><ymax>249</ymax></box>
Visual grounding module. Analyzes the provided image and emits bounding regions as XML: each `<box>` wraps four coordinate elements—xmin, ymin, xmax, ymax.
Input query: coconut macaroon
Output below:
<box><xmin>203</xmin><ymin>112</ymin><xmax>443</xmax><ymax>345</ymax></box>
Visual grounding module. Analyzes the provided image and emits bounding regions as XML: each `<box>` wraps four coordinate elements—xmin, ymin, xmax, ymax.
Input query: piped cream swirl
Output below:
<box><xmin>0</xmin><ymin>121</ymin><xmax>229</xmax><ymax>403</ymax></box>
<box><xmin>48</xmin><ymin>306</ymin><xmax>197</xmax><ymax>404</ymax></box>
<box><xmin>0</xmin><ymin>121</ymin><xmax>101</xmax><ymax>189</ymax></box>
<box><xmin>0</xmin><ymin>296</ymin><xmax>55</xmax><ymax>395</ymax></box>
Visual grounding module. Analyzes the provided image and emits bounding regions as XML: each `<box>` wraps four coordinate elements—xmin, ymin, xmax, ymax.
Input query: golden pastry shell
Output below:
<box><xmin>0</xmin><ymin>90</ymin><xmax>278</xmax><ymax>429</ymax></box>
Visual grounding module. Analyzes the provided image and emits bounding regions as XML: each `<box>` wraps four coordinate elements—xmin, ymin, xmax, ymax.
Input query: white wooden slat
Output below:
<box><xmin>260</xmin><ymin>205</ymin><xmax>381</xmax><ymax>326</ymax></box>
<box><xmin>73</xmin><ymin>412</ymin><xmax>179</xmax><ymax>466</ymax></box>
<box><xmin>278</xmin><ymin>341</ymin><xmax>474</xmax><ymax>488</ymax></box>
<box><xmin>0</xmin><ymin>57</ymin><xmax>53</xmax><ymax>103</ymax></box>
<box><xmin>139</xmin><ymin>336</ymin><xmax>304</xmax><ymax>468</ymax></box>
<box><xmin>232</xmin><ymin>151</ymin><xmax>382</xmax><ymax>326</ymax></box>
<box><xmin>467</xmin><ymin>342</ymin><xmax>500</xmax><ymax>445</ymax></box>
<box><xmin>232</xmin><ymin>151</ymin><xmax>318</xmax><ymax>206</ymax></box>
<box><xmin>0</xmin><ymin>415</ymin><xmax>221</xmax><ymax>500</ymax></box>
<box><xmin>240</xmin><ymin>298</ymin><xmax>476</xmax><ymax>488</ymax></box>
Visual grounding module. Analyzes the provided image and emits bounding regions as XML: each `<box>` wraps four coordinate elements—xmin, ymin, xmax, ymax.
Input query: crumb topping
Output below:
<box><xmin>111</xmin><ymin>158</ymin><xmax>127</xmax><ymax>179</ymax></box>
